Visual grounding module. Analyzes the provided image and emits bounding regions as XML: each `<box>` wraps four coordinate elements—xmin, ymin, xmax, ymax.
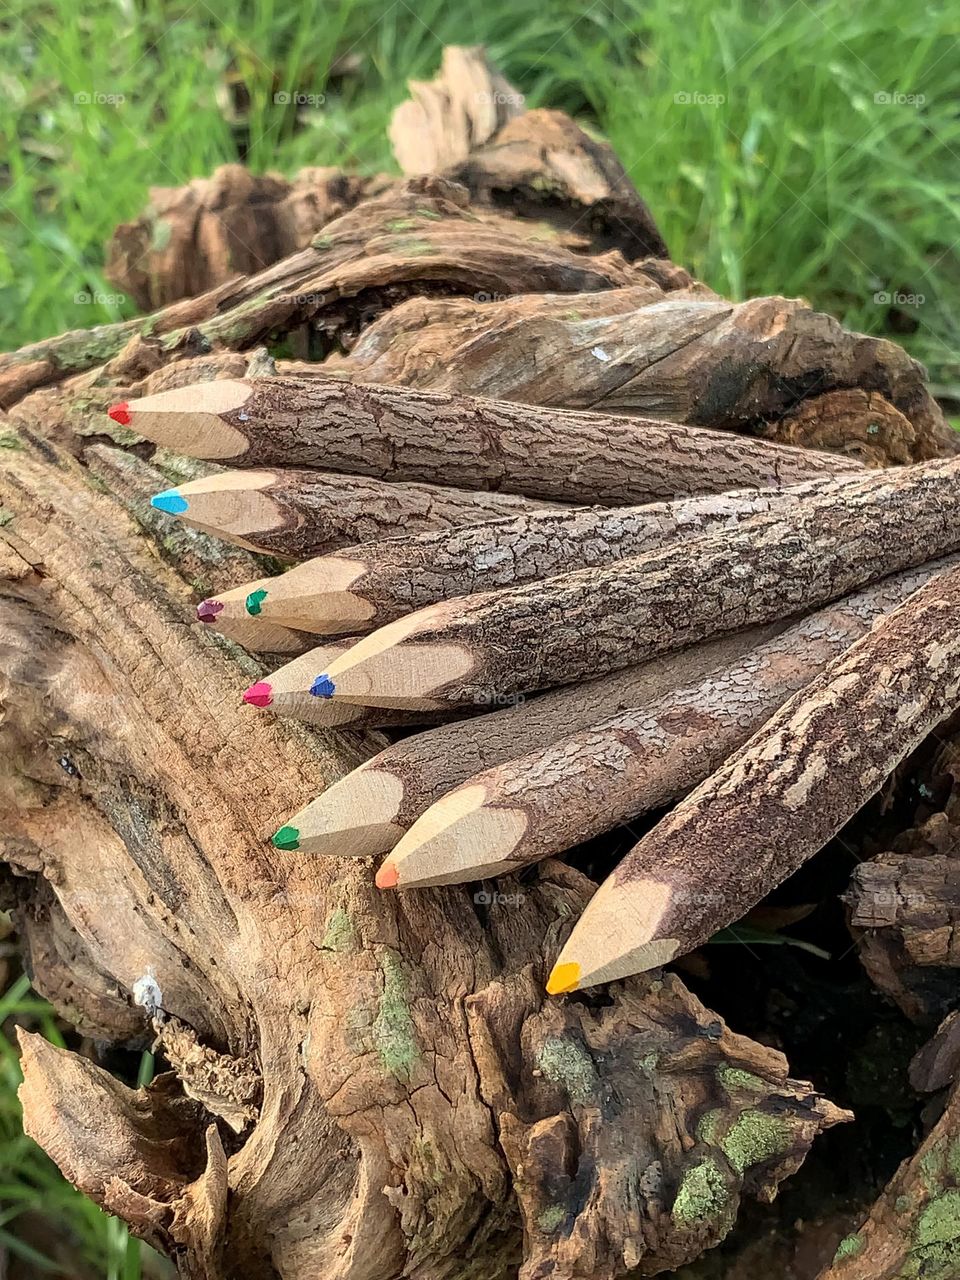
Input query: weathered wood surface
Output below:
<box><xmin>549</xmin><ymin>559</ymin><xmax>960</xmax><ymax>992</ymax></box>
<box><xmin>815</xmin><ymin>1082</ymin><xmax>960</xmax><ymax>1279</ymax></box>
<box><xmin>0</xmin><ymin>426</ymin><xmax>849</xmax><ymax>1278</ymax></box>
<box><xmin>331</xmin><ymin>287</ymin><xmax>953</xmax><ymax>461</ymax></box>
<box><xmin>317</xmin><ymin>458</ymin><xmax>960</xmax><ymax>711</ymax></box>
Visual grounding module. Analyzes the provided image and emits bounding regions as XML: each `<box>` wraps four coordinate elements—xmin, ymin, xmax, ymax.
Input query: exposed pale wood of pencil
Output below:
<box><xmin>549</xmin><ymin>559</ymin><xmax>960</xmax><ymax>992</ymax></box>
<box><xmin>318</xmin><ymin>457</ymin><xmax>960</xmax><ymax>710</ymax></box>
<box><xmin>382</xmin><ymin>556</ymin><xmax>960</xmax><ymax>888</ymax></box>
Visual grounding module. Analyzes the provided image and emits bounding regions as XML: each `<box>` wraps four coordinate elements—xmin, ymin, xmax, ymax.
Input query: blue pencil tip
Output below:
<box><xmin>151</xmin><ymin>489</ymin><xmax>189</xmax><ymax>515</ymax></box>
<box><xmin>309</xmin><ymin>674</ymin><xmax>336</xmax><ymax>699</ymax></box>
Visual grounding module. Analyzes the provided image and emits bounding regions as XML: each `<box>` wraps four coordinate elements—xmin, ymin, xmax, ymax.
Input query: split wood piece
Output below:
<box><xmin>846</xmin><ymin>853</ymin><xmax>960</xmax><ymax>967</ymax></box>
<box><xmin>1</xmin><ymin>175</ymin><xmax>641</xmax><ymax>408</ymax></box>
<box><xmin>1</xmin><ymin>449</ymin><xmax>849</xmax><ymax>1279</ymax></box>
<box><xmin>314</xmin><ymin>457</ymin><xmax>960</xmax><ymax>712</ymax></box>
<box><xmin>389</xmin><ymin>44</ymin><xmax>526</xmax><ymax>175</ymax></box>
<box><xmin>272</xmin><ymin>628</ymin><xmax>778</xmax><ymax>856</ymax></box>
<box><xmin>234</xmin><ymin>479</ymin><xmax>861</xmax><ymax>636</ymax></box>
<box><xmin>332</xmin><ymin>287</ymin><xmax>953</xmax><ymax>462</ymax></box>
<box><xmin>149</xmin><ymin>466</ymin><xmax>550</xmax><ymax>559</ymax></box>
<box><xmin>378</xmin><ymin>557</ymin><xmax>960</xmax><ymax>889</ymax></box>
<box><xmin>105</xmin><ymin>164</ymin><xmax>392</xmax><ymax>310</ymax></box>
<box><xmin>814</xmin><ymin>1080</ymin><xmax>960</xmax><ymax>1279</ymax></box>
<box><xmin>115</xmin><ymin>374</ymin><xmax>860</xmax><ymax>505</ymax></box>
<box><xmin>547</xmin><ymin>558</ymin><xmax>960</xmax><ymax>994</ymax></box>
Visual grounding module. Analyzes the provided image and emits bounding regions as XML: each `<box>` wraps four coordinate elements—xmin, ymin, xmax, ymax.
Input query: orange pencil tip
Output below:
<box><xmin>546</xmin><ymin>961</ymin><xmax>581</xmax><ymax>996</ymax></box>
<box><xmin>375</xmin><ymin>862</ymin><xmax>399</xmax><ymax>889</ymax></box>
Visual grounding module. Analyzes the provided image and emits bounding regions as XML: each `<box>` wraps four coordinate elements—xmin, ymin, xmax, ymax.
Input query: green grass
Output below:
<box><xmin>2</xmin><ymin>0</ymin><xmax>959</xmax><ymax>384</ymax></box>
<box><xmin>0</xmin><ymin>973</ymin><xmax>153</xmax><ymax>1278</ymax></box>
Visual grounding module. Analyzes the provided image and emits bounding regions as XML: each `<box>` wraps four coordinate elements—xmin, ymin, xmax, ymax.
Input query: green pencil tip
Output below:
<box><xmin>272</xmin><ymin>825</ymin><xmax>300</xmax><ymax>851</ymax></box>
<box><xmin>246</xmin><ymin>588</ymin><xmax>268</xmax><ymax>616</ymax></box>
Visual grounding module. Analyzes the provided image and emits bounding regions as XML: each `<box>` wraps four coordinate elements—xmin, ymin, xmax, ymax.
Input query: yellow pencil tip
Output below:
<box><xmin>546</xmin><ymin>961</ymin><xmax>581</xmax><ymax>996</ymax></box>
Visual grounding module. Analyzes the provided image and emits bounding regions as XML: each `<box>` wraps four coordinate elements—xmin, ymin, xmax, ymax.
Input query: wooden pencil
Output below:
<box><xmin>112</xmin><ymin>374</ymin><xmax>861</xmax><ymax>506</ymax></box>
<box><xmin>270</xmin><ymin>626</ymin><xmax>775</xmax><ymax>855</ymax></box>
<box><xmin>196</xmin><ymin>576</ymin><xmax>310</xmax><ymax>653</ymax></box>
<box><xmin>225</xmin><ymin>478</ymin><xmax>861</xmax><ymax>636</ymax></box>
<box><xmin>546</xmin><ymin>558</ymin><xmax>960</xmax><ymax>994</ymax></box>
<box><xmin>313</xmin><ymin>457</ymin><xmax>960</xmax><ymax>712</ymax></box>
<box><xmin>149</xmin><ymin>467</ymin><xmax>549</xmax><ymax>558</ymax></box>
<box><xmin>376</xmin><ymin>556</ymin><xmax>959</xmax><ymax>888</ymax></box>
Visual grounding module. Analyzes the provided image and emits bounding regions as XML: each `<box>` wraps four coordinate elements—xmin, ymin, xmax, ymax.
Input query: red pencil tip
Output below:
<box><xmin>108</xmin><ymin>401</ymin><xmax>132</xmax><ymax>426</ymax></box>
<box><xmin>242</xmin><ymin>681</ymin><xmax>273</xmax><ymax>708</ymax></box>
<box><xmin>375</xmin><ymin>862</ymin><xmax>399</xmax><ymax>889</ymax></box>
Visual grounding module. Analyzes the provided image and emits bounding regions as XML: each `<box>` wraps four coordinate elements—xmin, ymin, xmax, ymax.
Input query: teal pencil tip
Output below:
<box><xmin>151</xmin><ymin>489</ymin><xmax>189</xmax><ymax>515</ymax></box>
<box><xmin>272</xmin><ymin>826</ymin><xmax>301</xmax><ymax>851</ymax></box>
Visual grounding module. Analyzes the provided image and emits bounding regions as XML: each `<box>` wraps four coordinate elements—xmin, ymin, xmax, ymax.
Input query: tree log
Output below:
<box><xmin>331</xmin><ymin>288</ymin><xmax>952</xmax><ymax>460</ymax></box>
<box><xmin>1</xmin><ymin>419</ymin><xmax>850</xmax><ymax>1277</ymax></box>
<box><xmin>815</xmin><ymin>1083</ymin><xmax>960</xmax><ymax>1279</ymax></box>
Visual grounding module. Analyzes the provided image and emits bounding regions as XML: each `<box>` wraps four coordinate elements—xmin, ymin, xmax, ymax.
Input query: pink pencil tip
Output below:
<box><xmin>196</xmin><ymin>599</ymin><xmax>224</xmax><ymax>623</ymax></box>
<box><xmin>242</xmin><ymin>681</ymin><xmax>273</xmax><ymax>708</ymax></box>
<box><xmin>108</xmin><ymin>402</ymin><xmax>132</xmax><ymax>426</ymax></box>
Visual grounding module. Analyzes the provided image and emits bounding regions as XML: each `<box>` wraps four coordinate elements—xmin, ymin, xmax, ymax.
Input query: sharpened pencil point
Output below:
<box><xmin>196</xmin><ymin>599</ymin><xmax>224</xmax><ymax>624</ymax></box>
<box><xmin>243</xmin><ymin>681</ymin><xmax>273</xmax><ymax>708</ymax></box>
<box><xmin>246</xmin><ymin>588</ymin><xmax>268</xmax><ymax>616</ymax></box>
<box><xmin>375</xmin><ymin>862</ymin><xmax>399</xmax><ymax>889</ymax></box>
<box><xmin>272</xmin><ymin>825</ymin><xmax>300</xmax><ymax>851</ymax></box>
<box><xmin>108</xmin><ymin>401</ymin><xmax>131</xmax><ymax>426</ymax></box>
<box><xmin>546</xmin><ymin>961</ymin><xmax>581</xmax><ymax>996</ymax></box>
<box><xmin>309</xmin><ymin>674</ymin><xmax>336</xmax><ymax>698</ymax></box>
<box><xmin>151</xmin><ymin>489</ymin><xmax>189</xmax><ymax>515</ymax></box>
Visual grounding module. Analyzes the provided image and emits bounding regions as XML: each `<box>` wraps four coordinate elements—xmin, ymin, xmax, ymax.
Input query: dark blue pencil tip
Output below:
<box><xmin>151</xmin><ymin>489</ymin><xmax>189</xmax><ymax>515</ymax></box>
<box><xmin>309</xmin><ymin>674</ymin><xmax>336</xmax><ymax>699</ymax></box>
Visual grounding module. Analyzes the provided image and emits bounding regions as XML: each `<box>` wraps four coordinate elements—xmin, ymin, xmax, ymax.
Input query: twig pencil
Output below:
<box><xmin>270</xmin><ymin>627</ymin><xmax>778</xmax><ymax>855</ymax></box>
<box><xmin>314</xmin><ymin>457</ymin><xmax>960</xmax><ymax>711</ymax></box>
<box><xmin>197</xmin><ymin>577</ymin><xmax>310</xmax><ymax>653</ymax></box>
<box><xmin>546</xmin><ymin>558</ymin><xmax>960</xmax><ymax>994</ymax></box>
<box><xmin>148</xmin><ymin>467</ymin><xmax>549</xmax><ymax>558</ymax></box>
<box><xmin>226</xmin><ymin>478</ymin><xmax>862</xmax><ymax>635</ymax></box>
<box><xmin>377</xmin><ymin>556</ymin><xmax>960</xmax><ymax>887</ymax></box>
<box><xmin>111</xmin><ymin>374</ymin><xmax>861</xmax><ymax>505</ymax></box>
